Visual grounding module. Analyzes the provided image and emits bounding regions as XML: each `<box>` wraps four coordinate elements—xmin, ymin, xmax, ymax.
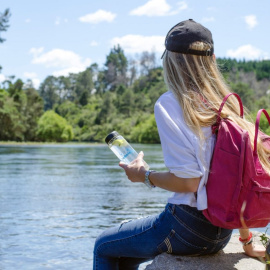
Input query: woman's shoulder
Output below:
<box><xmin>154</xmin><ymin>91</ymin><xmax>185</xmax><ymax>125</ymax></box>
<box><xmin>155</xmin><ymin>91</ymin><xmax>180</xmax><ymax>109</ymax></box>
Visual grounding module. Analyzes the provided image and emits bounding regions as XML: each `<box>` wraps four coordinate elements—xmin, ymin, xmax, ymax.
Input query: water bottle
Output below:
<box><xmin>105</xmin><ymin>131</ymin><xmax>149</xmax><ymax>170</ymax></box>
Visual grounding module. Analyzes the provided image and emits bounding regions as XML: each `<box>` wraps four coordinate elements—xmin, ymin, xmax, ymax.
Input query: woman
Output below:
<box><xmin>93</xmin><ymin>19</ymin><xmax>266</xmax><ymax>270</ymax></box>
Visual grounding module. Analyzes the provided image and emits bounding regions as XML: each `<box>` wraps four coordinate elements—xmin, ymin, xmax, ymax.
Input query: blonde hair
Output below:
<box><xmin>162</xmin><ymin>42</ymin><xmax>270</xmax><ymax>175</ymax></box>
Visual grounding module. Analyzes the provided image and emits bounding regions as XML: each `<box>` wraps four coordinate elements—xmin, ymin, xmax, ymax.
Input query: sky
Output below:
<box><xmin>0</xmin><ymin>0</ymin><xmax>270</xmax><ymax>89</ymax></box>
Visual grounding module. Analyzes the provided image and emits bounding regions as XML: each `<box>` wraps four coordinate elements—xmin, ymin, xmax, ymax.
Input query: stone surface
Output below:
<box><xmin>145</xmin><ymin>233</ymin><xmax>267</xmax><ymax>270</ymax></box>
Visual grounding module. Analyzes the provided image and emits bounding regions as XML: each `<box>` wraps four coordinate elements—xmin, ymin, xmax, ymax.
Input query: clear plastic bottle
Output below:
<box><xmin>105</xmin><ymin>131</ymin><xmax>149</xmax><ymax>170</ymax></box>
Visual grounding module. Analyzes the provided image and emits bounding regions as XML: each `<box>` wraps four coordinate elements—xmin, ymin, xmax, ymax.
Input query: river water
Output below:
<box><xmin>0</xmin><ymin>144</ymin><xmax>169</xmax><ymax>270</ymax></box>
<box><xmin>0</xmin><ymin>144</ymin><xmax>267</xmax><ymax>270</ymax></box>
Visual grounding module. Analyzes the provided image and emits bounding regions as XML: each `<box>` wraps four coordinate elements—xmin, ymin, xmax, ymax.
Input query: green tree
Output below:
<box><xmin>0</xmin><ymin>8</ymin><xmax>11</xmax><ymax>43</ymax></box>
<box><xmin>230</xmin><ymin>82</ymin><xmax>255</xmax><ymax>111</ymax></box>
<box><xmin>39</xmin><ymin>76</ymin><xmax>60</xmax><ymax>110</ymax></box>
<box><xmin>75</xmin><ymin>68</ymin><xmax>94</xmax><ymax>104</ymax></box>
<box><xmin>79</xmin><ymin>90</ymin><xmax>89</xmax><ymax>106</ymax></box>
<box><xmin>0</xmin><ymin>79</ymin><xmax>44</xmax><ymax>141</ymax></box>
<box><xmin>37</xmin><ymin>110</ymin><xmax>73</xmax><ymax>142</ymax></box>
<box><xmin>24</xmin><ymin>87</ymin><xmax>44</xmax><ymax>141</ymax></box>
<box><xmin>0</xmin><ymin>89</ymin><xmax>24</xmax><ymax>140</ymax></box>
<box><xmin>130</xmin><ymin>114</ymin><xmax>160</xmax><ymax>143</ymax></box>
<box><xmin>118</xmin><ymin>88</ymin><xmax>134</xmax><ymax>116</ymax></box>
<box><xmin>95</xmin><ymin>91</ymin><xmax>116</xmax><ymax>124</ymax></box>
<box><xmin>104</xmin><ymin>45</ymin><xmax>128</xmax><ymax>90</ymax></box>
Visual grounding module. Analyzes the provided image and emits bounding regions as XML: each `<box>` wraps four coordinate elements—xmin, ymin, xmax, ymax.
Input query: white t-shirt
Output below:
<box><xmin>154</xmin><ymin>91</ymin><xmax>216</xmax><ymax>210</ymax></box>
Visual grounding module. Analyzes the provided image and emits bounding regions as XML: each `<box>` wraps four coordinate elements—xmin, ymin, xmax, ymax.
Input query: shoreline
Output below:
<box><xmin>0</xmin><ymin>141</ymin><xmax>104</xmax><ymax>146</ymax></box>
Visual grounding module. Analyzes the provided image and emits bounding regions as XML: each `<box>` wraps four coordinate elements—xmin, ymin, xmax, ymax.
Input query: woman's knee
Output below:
<box><xmin>94</xmin><ymin>225</ymin><xmax>119</xmax><ymax>256</ymax></box>
<box><xmin>94</xmin><ymin>231</ymin><xmax>107</xmax><ymax>255</ymax></box>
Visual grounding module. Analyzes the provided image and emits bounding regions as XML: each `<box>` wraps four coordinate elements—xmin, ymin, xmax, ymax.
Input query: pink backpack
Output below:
<box><xmin>202</xmin><ymin>93</ymin><xmax>270</xmax><ymax>229</ymax></box>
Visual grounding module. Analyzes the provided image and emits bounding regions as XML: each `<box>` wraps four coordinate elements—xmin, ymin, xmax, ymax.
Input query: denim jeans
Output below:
<box><xmin>93</xmin><ymin>203</ymin><xmax>232</xmax><ymax>270</ymax></box>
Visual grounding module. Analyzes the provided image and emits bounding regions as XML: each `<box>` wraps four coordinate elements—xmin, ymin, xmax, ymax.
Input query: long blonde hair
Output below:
<box><xmin>163</xmin><ymin>42</ymin><xmax>270</xmax><ymax>175</ymax></box>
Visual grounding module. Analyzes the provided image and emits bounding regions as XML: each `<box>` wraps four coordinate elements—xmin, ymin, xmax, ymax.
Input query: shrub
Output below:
<box><xmin>36</xmin><ymin>110</ymin><xmax>74</xmax><ymax>142</ymax></box>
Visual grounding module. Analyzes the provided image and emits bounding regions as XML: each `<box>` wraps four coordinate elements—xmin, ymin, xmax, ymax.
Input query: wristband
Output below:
<box><xmin>239</xmin><ymin>232</ymin><xmax>253</xmax><ymax>246</ymax></box>
<box><xmin>144</xmin><ymin>170</ymin><xmax>155</xmax><ymax>188</ymax></box>
<box><xmin>242</xmin><ymin>238</ymin><xmax>253</xmax><ymax>246</ymax></box>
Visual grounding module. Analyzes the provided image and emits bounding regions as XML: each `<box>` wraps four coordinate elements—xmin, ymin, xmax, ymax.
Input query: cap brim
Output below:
<box><xmin>161</xmin><ymin>49</ymin><xmax>166</xmax><ymax>59</ymax></box>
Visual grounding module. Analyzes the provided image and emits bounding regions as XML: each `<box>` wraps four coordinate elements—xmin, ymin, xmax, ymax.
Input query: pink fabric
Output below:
<box><xmin>203</xmin><ymin>93</ymin><xmax>270</xmax><ymax>229</ymax></box>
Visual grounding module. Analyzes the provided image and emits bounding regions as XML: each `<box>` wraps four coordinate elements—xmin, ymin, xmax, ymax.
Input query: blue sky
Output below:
<box><xmin>0</xmin><ymin>0</ymin><xmax>269</xmax><ymax>88</ymax></box>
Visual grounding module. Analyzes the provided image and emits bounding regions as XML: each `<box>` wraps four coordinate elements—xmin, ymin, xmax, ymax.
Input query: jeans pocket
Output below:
<box><xmin>157</xmin><ymin>229</ymin><xmax>208</xmax><ymax>256</ymax></box>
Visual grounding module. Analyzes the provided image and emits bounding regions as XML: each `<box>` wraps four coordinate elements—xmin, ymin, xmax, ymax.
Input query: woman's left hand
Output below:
<box><xmin>119</xmin><ymin>151</ymin><xmax>147</xmax><ymax>183</ymax></box>
<box><xmin>243</xmin><ymin>243</ymin><xmax>266</xmax><ymax>258</ymax></box>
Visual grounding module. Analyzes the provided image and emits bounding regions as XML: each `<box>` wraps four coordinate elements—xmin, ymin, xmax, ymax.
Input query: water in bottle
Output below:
<box><xmin>105</xmin><ymin>131</ymin><xmax>149</xmax><ymax>170</ymax></box>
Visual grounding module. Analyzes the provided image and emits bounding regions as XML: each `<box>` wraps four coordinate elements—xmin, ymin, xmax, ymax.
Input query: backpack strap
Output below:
<box><xmin>254</xmin><ymin>109</ymin><xmax>270</xmax><ymax>174</ymax></box>
<box><xmin>212</xmin><ymin>93</ymin><xmax>244</xmax><ymax>133</ymax></box>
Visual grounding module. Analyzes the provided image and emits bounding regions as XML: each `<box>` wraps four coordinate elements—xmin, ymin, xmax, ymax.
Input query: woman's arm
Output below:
<box><xmin>119</xmin><ymin>151</ymin><xmax>200</xmax><ymax>193</ymax></box>
<box><xmin>239</xmin><ymin>229</ymin><xmax>265</xmax><ymax>257</ymax></box>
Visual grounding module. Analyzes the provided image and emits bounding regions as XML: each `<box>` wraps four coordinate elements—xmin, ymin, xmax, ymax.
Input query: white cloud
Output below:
<box><xmin>177</xmin><ymin>1</ymin><xmax>188</xmax><ymax>11</ymax></box>
<box><xmin>24</xmin><ymin>72</ymin><xmax>38</xmax><ymax>79</ymax></box>
<box><xmin>0</xmin><ymin>74</ymin><xmax>6</xmax><ymax>83</ymax></box>
<box><xmin>23</xmin><ymin>72</ymin><xmax>40</xmax><ymax>88</ymax></box>
<box><xmin>29</xmin><ymin>47</ymin><xmax>44</xmax><ymax>57</ymax></box>
<box><xmin>130</xmin><ymin>0</ymin><xmax>187</xmax><ymax>17</ymax></box>
<box><xmin>79</xmin><ymin>9</ymin><xmax>116</xmax><ymax>24</ymax></box>
<box><xmin>90</xmin><ymin>41</ymin><xmax>98</xmax><ymax>47</ymax></box>
<box><xmin>244</xmin><ymin>15</ymin><xmax>258</xmax><ymax>30</ymax></box>
<box><xmin>30</xmin><ymin>48</ymin><xmax>91</xmax><ymax>77</ymax></box>
<box><xmin>201</xmin><ymin>17</ymin><xmax>215</xmax><ymax>23</ymax></box>
<box><xmin>227</xmin><ymin>45</ymin><xmax>269</xmax><ymax>60</ymax></box>
<box><xmin>32</xmin><ymin>78</ymin><xmax>40</xmax><ymax>89</ymax></box>
<box><xmin>111</xmin><ymin>35</ymin><xmax>164</xmax><ymax>54</ymax></box>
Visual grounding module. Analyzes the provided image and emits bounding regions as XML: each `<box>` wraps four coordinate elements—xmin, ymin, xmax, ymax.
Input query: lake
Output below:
<box><xmin>0</xmin><ymin>144</ymin><xmax>267</xmax><ymax>270</ymax></box>
<box><xmin>0</xmin><ymin>144</ymin><xmax>169</xmax><ymax>270</ymax></box>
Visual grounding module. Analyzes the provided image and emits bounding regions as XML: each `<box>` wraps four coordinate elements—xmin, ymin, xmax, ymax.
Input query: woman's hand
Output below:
<box><xmin>119</xmin><ymin>151</ymin><xmax>147</xmax><ymax>183</ymax></box>
<box><xmin>239</xmin><ymin>229</ymin><xmax>266</xmax><ymax>258</ymax></box>
<box><xmin>243</xmin><ymin>243</ymin><xmax>266</xmax><ymax>258</ymax></box>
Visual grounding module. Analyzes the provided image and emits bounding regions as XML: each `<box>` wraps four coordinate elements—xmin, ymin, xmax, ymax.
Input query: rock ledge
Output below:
<box><xmin>145</xmin><ymin>233</ymin><xmax>267</xmax><ymax>270</ymax></box>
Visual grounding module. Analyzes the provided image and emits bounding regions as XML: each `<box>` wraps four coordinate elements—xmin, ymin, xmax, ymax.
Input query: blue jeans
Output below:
<box><xmin>93</xmin><ymin>204</ymin><xmax>232</xmax><ymax>270</ymax></box>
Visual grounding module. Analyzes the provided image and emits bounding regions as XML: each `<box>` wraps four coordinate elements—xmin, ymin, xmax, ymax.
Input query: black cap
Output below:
<box><xmin>161</xmin><ymin>19</ymin><xmax>214</xmax><ymax>58</ymax></box>
<box><xmin>105</xmin><ymin>131</ymin><xmax>119</xmax><ymax>144</ymax></box>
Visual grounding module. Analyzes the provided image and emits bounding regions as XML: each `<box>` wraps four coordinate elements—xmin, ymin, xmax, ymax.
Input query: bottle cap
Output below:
<box><xmin>105</xmin><ymin>131</ymin><xmax>119</xmax><ymax>144</ymax></box>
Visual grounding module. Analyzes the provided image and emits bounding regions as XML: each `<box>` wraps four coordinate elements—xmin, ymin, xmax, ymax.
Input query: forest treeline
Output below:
<box><xmin>1</xmin><ymin>10</ymin><xmax>270</xmax><ymax>143</ymax></box>
<box><xmin>1</xmin><ymin>46</ymin><xmax>270</xmax><ymax>143</ymax></box>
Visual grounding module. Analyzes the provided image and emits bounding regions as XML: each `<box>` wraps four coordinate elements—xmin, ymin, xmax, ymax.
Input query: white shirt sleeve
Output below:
<box><xmin>154</xmin><ymin>92</ymin><xmax>203</xmax><ymax>179</ymax></box>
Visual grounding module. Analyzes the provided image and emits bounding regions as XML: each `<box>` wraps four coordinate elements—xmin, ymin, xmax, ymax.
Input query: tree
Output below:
<box><xmin>36</xmin><ymin>110</ymin><xmax>73</xmax><ymax>142</ymax></box>
<box><xmin>75</xmin><ymin>68</ymin><xmax>94</xmax><ymax>105</ymax></box>
<box><xmin>0</xmin><ymin>8</ymin><xmax>11</xmax><ymax>43</ymax></box>
<box><xmin>130</xmin><ymin>114</ymin><xmax>160</xmax><ymax>143</ymax></box>
<box><xmin>95</xmin><ymin>91</ymin><xmax>116</xmax><ymax>124</ymax></box>
<box><xmin>230</xmin><ymin>82</ymin><xmax>255</xmax><ymax>111</ymax></box>
<box><xmin>0</xmin><ymin>79</ymin><xmax>44</xmax><ymax>141</ymax></box>
<box><xmin>79</xmin><ymin>90</ymin><xmax>89</xmax><ymax>106</ymax></box>
<box><xmin>118</xmin><ymin>88</ymin><xmax>134</xmax><ymax>116</ymax></box>
<box><xmin>39</xmin><ymin>76</ymin><xmax>60</xmax><ymax>110</ymax></box>
<box><xmin>127</xmin><ymin>57</ymin><xmax>138</xmax><ymax>86</ymax></box>
<box><xmin>140</xmin><ymin>51</ymin><xmax>156</xmax><ymax>76</ymax></box>
<box><xmin>0</xmin><ymin>89</ymin><xmax>24</xmax><ymax>140</ymax></box>
<box><xmin>104</xmin><ymin>45</ymin><xmax>128</xmax><ymax>90</ymax></box>
<box><xmin>24</xmin><ymin>87</ymin><xmax>44</xmax><ymax>141</ymax></box>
